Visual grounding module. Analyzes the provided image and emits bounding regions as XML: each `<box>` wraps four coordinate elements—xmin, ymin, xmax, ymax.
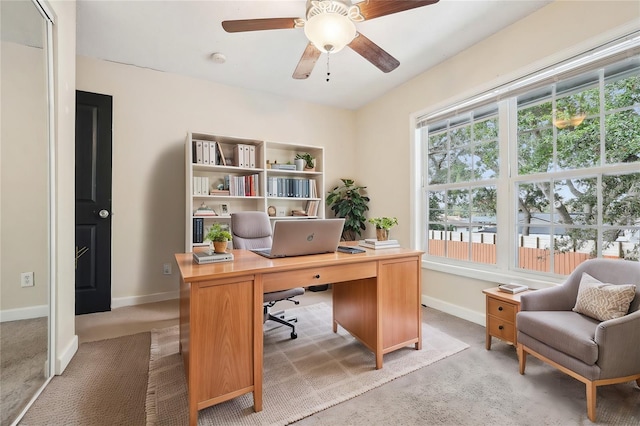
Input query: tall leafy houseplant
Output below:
<box><xmin>326</xmin><ymin>178</ymin><xmax>370</xmax><ymax>241</ymax></box>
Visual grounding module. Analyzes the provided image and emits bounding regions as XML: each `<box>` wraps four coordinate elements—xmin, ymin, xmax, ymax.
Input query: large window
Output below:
<box><xmin>425</xmin><ymin>104</ymin><xmax>499</xmax><ymax>264</ymax></box>
<box><xmin>419</xmin><ymin>47</ymin><xmax>640</xmax><ymax>277</ymax></box>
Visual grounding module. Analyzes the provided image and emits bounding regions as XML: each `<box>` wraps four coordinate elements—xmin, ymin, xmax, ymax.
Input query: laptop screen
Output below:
<box><xmin>264</xmin><ymin>219</ymin><xmax>345</xmax><ymax>257</ymax></box>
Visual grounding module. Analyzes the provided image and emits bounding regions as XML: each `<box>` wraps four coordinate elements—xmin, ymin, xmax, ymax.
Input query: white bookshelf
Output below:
<box><xmin>185</xmin><ymin>133</ymin><xmax>325</xmax><ymax>252</ymax></box>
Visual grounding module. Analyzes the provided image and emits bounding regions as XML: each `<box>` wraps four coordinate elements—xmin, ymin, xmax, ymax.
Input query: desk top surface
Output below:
<box><xmin>176</xmin><ymin>247</ymin><xmax>423</xmax><ymax>282</ymax></box>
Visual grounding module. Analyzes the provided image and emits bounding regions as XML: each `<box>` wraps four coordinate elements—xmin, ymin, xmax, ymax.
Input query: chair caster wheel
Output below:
<box><xmin>290</xmin><ymin>332</ymin><xmax>297</xmax><ymax>339</ymax></box>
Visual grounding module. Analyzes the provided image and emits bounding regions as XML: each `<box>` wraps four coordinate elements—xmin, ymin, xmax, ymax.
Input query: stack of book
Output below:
<box><xmin>498</xmin><ymin>284</ymin><xmax>529</xmax><ymax>294</ymax></box>
<box><xmin>193</xmin><ymin>250</ymin><xmax>234</xmax><ymax>264</ymax></box>
<box><xmin>358</xmin><ymin>238</ymin><xmax>400</xmax><ymax>249</ymax></box>
<box><xmin>270</xmin><ymin>163</ymin><xmax>297</xmax><ymax>170</ymax></box>
<box><xmin>194</xmin><ymin>203</ymin><xmax>217</xmax><ymax>216</ymax></box>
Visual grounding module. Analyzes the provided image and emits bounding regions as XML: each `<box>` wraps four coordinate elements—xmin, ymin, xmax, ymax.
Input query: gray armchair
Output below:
<box><xmin>516</xmin><ymin>258</ymin><xmax>640</xmax><ymax>422</ymax></box>
<box><xmin>230</xmin><ymin>211</ymin><xmax>304</xmax><ymax>339</ymax></box>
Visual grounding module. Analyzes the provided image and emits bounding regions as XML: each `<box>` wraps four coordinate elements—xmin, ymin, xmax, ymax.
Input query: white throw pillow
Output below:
<box><xmin>572</xmin><ymin>272</ymin><xmax>636</xmax><ymax>322</ymax></box>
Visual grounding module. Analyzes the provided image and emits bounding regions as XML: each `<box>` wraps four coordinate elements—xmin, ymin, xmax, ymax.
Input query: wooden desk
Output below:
<box><xmin>175</xmin><ymin>247</ymin><xmax>423</xmax><ymax>426</ymax></box>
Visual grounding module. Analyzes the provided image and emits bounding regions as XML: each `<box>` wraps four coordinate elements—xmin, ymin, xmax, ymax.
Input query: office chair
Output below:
<box><xmin>230</xmin><ymin>211</ymin><xmax>304</xmax><ymax>339</ymax></box>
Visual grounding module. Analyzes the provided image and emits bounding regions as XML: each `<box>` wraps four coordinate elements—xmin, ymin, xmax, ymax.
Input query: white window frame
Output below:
<box><xmin>411</xmin><ymin>33</ymin><xmax>640</xmax><ymax>288</ymax></box>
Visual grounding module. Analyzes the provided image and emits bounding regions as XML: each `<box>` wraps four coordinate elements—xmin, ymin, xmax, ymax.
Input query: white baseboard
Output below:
<box><xmin>56</xmin><ymin>334</ymin><xmax>78</xmax><ymax>375</ymax></box>
<box><xmin>0</xmin><ymin>304</ymin><xmax>48</xmax><ymax>322</ymax></box>
<box><xmin>421</xmin><ymin>295</ymin><xmax>485</xmax><ymax>327</ymax></box>
<box><xmin>111</xmin><ymin>290</ymin><xmax>179</xmax><ymax>309</ymax></box>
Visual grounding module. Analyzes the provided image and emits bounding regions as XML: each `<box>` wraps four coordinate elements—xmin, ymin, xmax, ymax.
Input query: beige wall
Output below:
<box><xmin>76</xmin><ymin>57</ymin><xmax>356</xmax><ymax>304</ymax></box>
<box><xmin>0</xmin><ymin>42</ymin><xmax>49</xmax><ymax>314</ymax></box>
<box><xmin>354</xmin><ymin>1</ymin><xmax>640</xmax><ymax>323</ymax></box>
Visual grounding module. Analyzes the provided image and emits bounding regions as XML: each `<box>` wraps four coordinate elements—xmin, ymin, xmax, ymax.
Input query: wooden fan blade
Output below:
<box><xmin>222</xmin><ymin>18</ymin><xmax>299</xmax><ymax>33</ymax></box>
<box><xmin>357</xmin><ymin>0</ymin><xmax>439</xmax><ymax>20</ymax></box>
<box><xmin>293</xmin><ymin>43</ymin><xmax>321</xmax><ymax>79</ymax></box>
<box><xmin>348</xmin><ymin>33</ymin><xmax>399</xmax><ymax>73</ymax></box>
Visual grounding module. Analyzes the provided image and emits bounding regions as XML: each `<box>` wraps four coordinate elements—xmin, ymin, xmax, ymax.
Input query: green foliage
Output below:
<box><xmin>515</xmin><ymin>72</ymin><xmax>640</xmax><ymax>258</ymax></box>
<box><xmin>326</xmin><ymin>178</ymin><xmax>370</xmax><ymax>241</ymax></box>
<box><xmin>426</xmin><ymin>68</ymin><xmax>640</xmax><ymax>261</ymax></box>
<box><xmin>295</xmin><ymin>152</ymin><xmax>315</xmax><ymax>168</ymax></box>
<box><xmin>205</xmin><ymin>223</ymin><xmax>232</xmax><ymax>242</ymax></box>
<box><xmin>368</xmin><ymin>217</ymin><xmax>398</xmax><ymax>230</ymax></box>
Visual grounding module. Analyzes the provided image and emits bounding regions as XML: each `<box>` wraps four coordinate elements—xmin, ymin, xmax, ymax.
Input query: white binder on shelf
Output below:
<box><xmin>248</xmin><ymin>145</ymin><xmax>255</xmax><ymax>168</ymax></box>
<box><xmin>233</xmin><ymin>144</ymin><xmax>246</xmax><ymax>168</ymax></box>
<box><xmin>194</xmin><ymin>140</ymin><xmax>203</xmax><ymax>164</ymax></box>
<box><xmin>203</xmin><ymin>141</ymin><xmax>210</xmax><ymax>164</ymax></box>
<box><xmin>193</xmin><ymin>176</ymin><xmax>200</xmax><ymax>195</ymax></box>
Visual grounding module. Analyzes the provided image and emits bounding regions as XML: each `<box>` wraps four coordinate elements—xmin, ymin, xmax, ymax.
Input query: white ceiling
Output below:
<box><xmin>76</xmin><ymin>0</ymin><xmax>552</xmax><ymax>110</ymax></box>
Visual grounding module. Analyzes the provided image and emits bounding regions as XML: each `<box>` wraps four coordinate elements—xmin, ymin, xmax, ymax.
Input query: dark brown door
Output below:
<box><xmin>75</xmin><ymin>91</ymin><xmax>113</xmax><ymax>315</ymax></box>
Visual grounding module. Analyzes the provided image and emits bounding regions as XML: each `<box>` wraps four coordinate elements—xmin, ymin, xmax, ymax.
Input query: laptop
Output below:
<box><xmin>251</xmin><ymin>218</ymin><xmax>345</xmax><ymax>258</ymax></box>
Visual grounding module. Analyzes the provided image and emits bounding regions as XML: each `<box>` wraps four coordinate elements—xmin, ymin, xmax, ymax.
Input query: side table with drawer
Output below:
<box><xmin>482</xmin><ymin>287</ymin><xmax>530</xmax><ymax>350</ymax></box>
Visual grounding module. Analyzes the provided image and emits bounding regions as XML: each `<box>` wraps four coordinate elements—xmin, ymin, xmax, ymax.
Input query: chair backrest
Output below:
<box><xmin>563</xmin><ymin>258</ymin><xmax>640</xmax><ymax>312</ymax></box>
<box><xmin>230</xmin><ymin>211</ymin><xmax>273</xmax><ymax>250</ymax></box>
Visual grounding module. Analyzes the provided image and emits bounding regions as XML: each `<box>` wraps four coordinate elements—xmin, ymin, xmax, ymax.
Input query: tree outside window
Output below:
<box><xmin>422</xmin><ymin>53</ymin><xmax>640</xmax><ymax>276</ymax></box>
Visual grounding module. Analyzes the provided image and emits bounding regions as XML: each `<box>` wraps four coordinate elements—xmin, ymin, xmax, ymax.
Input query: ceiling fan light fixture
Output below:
<box><xmin>304</xmin><ymin>4</ymin><xmax>356</xmax><ymax>53</ymax></box>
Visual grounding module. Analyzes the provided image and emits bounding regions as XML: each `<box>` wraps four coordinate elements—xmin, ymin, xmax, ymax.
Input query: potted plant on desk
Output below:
<box><xmin>205</xmin><ymin>223</ymin><xmax>232</xmax><ymax>253</ymax></box>
<box><xmin>368</xmin><ymin>217</ymin><xmax>398</xmax><ymax>241</ymax></box>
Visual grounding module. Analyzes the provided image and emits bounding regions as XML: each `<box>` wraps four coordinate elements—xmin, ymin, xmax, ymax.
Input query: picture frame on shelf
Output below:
<box><xmin>220</xmin><ymin>203</ymin><xmax>230</xmax><ymax>215</ymax></box>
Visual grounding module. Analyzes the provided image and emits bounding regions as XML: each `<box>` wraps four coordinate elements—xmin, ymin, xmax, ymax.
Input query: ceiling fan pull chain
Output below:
<box><xmin>326</xmin><ymin>53</ymin><xmax>331</xmax><ymax>82</ymax></box>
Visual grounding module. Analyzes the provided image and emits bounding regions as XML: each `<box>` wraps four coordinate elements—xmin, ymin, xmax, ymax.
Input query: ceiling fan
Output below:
<box><xmin>222</xmin><ymin>0</ymin><xmax>439</xmax><ymax>79</ymax></box>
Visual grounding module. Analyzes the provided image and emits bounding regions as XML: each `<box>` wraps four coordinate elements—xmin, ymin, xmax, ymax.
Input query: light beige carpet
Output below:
<box><xmin>21</xmin><ymin>332</ymin><xmax>150</xmax><ymax>425</ymax></box>
<box><xmin>1</xmin><ymin>317</ymin><xmax>48</xmax><ymax>425</ymax></box>
<box><xmin>146</xmin><ymin>303</ymin><xmax>469</xmax><ymax>425</ymax></box>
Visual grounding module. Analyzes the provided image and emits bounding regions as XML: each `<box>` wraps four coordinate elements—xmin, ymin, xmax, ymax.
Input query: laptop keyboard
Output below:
<box><xmin>252</xmin><ymin>248</ymin><xmax>271</xmax><ymax>256</ymax></box>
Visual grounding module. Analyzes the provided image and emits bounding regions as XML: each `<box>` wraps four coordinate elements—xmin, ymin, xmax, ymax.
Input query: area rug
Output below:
<box><xmin>146</xmin><ymin>303</ymin><xmax>469</xmax><ymax>425</ymax></box>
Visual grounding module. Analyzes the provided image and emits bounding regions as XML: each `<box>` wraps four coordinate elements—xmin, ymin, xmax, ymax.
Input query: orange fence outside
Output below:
<box><xmin>428</xmin><ymin>239</ymin><xmax>596</xmax><ymax>274</ymax></box>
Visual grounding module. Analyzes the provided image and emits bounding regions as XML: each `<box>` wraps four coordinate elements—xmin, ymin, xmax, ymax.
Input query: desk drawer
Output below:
<box><xmin>263</xmin><ymin>262</ymin><xmax>376</xmax><ymax>292</ymax></box>
<box><xmin>487</xmin><ymin>297</ymin><xmax>516</xmax><ymax>321</ymax></box>
<box><xmin>487</xmin><ymin>316</ymin><xmax>516</xmax><ymax>344</ymax></box>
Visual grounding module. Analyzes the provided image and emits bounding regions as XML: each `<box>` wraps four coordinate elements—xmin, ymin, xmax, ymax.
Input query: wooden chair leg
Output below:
<box><xmin>586</xmin><ymin>381</ymin><xmax>597</xmax><ymax>422</ymax></box>
<box><xmin>517</xmin><ymin>344</ymin><xmax>526</xmax><ymax>374</ymax></box>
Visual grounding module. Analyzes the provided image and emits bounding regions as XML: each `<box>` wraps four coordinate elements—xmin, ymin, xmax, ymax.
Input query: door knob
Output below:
<box><xmin>98</xmin><ymin>209</ymin><xmax>110</xmax><ymax>219</ymax></box>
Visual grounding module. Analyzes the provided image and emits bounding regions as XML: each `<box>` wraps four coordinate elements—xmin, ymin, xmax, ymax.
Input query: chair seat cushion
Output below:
<box><xmin>264</xmin><ymin>287</ymin><xmax>305</xmax><ymax>303</ymax></box>
<box><xmin>572</xmin><ymin>272</ymin><xmax>636</xmax><ymax>322</ymax></box>
<box><xmin>517</xmin><ymin>311</ymin><xmax>600</xmax><ymax>365</ymax></box>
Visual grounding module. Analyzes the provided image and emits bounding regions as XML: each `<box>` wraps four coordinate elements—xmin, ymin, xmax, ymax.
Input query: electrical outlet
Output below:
<box><xmin>163</xmin><ymin>263</ymin><xmax>172</xmax><ymax>275</ymax></box>
<box><xmin>21</xmin><ymin>272</ymin><xmax>34</xmax><ymax>287</ymax></box>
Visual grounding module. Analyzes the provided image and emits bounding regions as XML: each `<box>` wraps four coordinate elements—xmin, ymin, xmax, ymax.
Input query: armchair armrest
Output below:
<box><xmin>595</xmin><ymin>310</ymin><xmax>640</xmax><ymax>379</ymax></box>
<box><xmin>520</xmin><ymin>285</ymin><xmax>575</xmax><ymax>311</ymax></box>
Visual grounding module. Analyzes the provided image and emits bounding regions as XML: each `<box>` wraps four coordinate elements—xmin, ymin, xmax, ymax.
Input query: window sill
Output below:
<box><xmin>421</xmin><ymin>258</ymin><xmax>564</xmax><ymax>289</ymax></box>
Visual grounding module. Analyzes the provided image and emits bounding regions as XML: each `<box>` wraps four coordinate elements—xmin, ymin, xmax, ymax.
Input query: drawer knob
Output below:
<box><xmin>314</xmin><ymin>274</ymin><xmax>320</xmax><ymax>279</ymax></box>
<box><xmin>498</xmin><ymin>325</ymin><xmax>504</xmax><ymax>330</ymax></box>
<box><xmin>498</xmin><ymin>306</ymin><xmax>503</xmax><ymax>311</ymax></box>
